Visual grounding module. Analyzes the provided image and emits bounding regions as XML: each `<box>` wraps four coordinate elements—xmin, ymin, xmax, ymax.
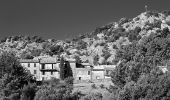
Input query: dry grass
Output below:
<box><xmin>73</xmin><ymin>79</ymin><xmax>113</xmax><ymax>95</ymax></box>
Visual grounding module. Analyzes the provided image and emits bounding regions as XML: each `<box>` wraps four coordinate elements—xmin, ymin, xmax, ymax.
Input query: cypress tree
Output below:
<box><xmin>64</xmin><ymin>61</ymin><xmax>73</xmax><ymax>78</ymax></box>
<box><xmin>59</xmin><ymin>57</ymin><xmax>73</xmax><ymax>80</ymax></box>
<box><xmin>59</xmin><ymin>57</ymin><xmax>65</xmax><ymax>80</ymax></box>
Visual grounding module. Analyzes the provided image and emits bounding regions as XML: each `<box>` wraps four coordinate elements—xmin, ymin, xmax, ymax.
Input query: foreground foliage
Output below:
<box><xmin>34</xmin><ymin>77</ymin><xmax>74</xmax><ymax>100</ymax></box>
<box><xmin>0</xmin><ymin>52</ymin><xmax>34</xmax><ymax>100</ymax></box>
<box><xmin>110</xmin><ymin>23</ymin><xmax>170</xmax><ymax>99</ymax></box>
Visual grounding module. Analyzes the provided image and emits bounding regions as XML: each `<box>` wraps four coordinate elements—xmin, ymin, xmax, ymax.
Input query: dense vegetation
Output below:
<box><xmin>1</xmin><ymin>10</ymin><xmax>170</xmax><ymax>99</ymax></box>
<box><xmin>110</xmin><ymin>19</ymin><xmax>170</xmax><ymax>100</ymax></box>
<box><xmin>0</xmin><ymin>52</ymin><xmax>75</xmax><ymax>100</ymax></box>
<box><xmin>0</xmin><ymin>52</ymin><xmax>34</xmax><ymax>99</ymax></box>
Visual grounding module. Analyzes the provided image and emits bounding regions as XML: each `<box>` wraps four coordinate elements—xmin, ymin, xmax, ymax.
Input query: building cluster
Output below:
<box><xmin>20</xmin><ymin>57</ymin><xmax>116</xmax><ymax>81</ymax></box>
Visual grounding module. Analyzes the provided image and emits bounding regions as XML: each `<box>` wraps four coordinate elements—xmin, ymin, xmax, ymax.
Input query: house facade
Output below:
<box><xmin>20</xmin><ymin>58</ymin><xmax>60</xmax><ymax>81</ymax></box>
<box><xmin>92</xmin><ymin>65</ymin><xmax>116</xmax><ymax>80</ymax></box>
<box><xmin>20</xmin><ymin>58</ymin><xmax>116</xmax><ymax>81</ymax></box>
<box><xmin>20</xmin><ymin>59</ymin><xmax>41</xmax><ymax>81</ymax></box>
<box><xmin>74</xmin><ymin>63</ymin><xmax>93</xmax><ymax>80</ymax></box>
<box><xmin>39</xmin><ymin>58</ymin><xmax>60</xmax><ymax>81</ymax></box>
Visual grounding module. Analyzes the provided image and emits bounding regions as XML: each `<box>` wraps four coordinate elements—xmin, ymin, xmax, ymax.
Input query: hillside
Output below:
<box><xmin>1</xmin><ymin>10</ymin><xmax>170</xmax><ymax>65</ymax></box>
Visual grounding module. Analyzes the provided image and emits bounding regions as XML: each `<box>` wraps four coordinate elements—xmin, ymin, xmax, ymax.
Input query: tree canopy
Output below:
<box><xmin>110</xmin><ymin>28</ymin><xmax>170</xmax><ymax>99</ymax></box>
<box><xmin>0</xmin><ymin>52</ymin><xmax>33</xmax><ymax>99</ymax></box>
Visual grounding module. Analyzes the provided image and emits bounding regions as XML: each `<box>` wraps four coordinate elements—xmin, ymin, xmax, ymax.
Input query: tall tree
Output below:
<box><xmin>59</xmin><ymin>57</ymin><xmax>73</xmax><ymax>80</ymax></box>
<box><xmin>59</xmin><ymin>57</ymin><xmax>65</xmax><ymax>80</ymax></box>
<box><xmin>0</xmin><ymin>52</ymin><xmax>33</xmax><ymax>99</ymax></box>
<box><xmin>64</xmin><ymin>61</ymin><xmax>73</xmax><ymax>78</ymax></box>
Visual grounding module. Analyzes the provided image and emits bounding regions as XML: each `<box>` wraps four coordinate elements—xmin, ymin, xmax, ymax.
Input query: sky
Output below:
<box><xmin>0</xmin><ymin>0</ymin><xmax>170</xmax><ymax>40</ymax></box>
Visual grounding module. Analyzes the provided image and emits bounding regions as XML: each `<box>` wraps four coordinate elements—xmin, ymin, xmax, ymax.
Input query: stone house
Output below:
<box><xmin>20</xmin><ymin>57</ymin><xmax>60</xmax><ymax>81</ymax></box>
<box><xmin>20</xmin><ymin>59</ymin><xmax>41</xmax><ymax>81</ymax></box>
<box><xmin>20</xmin><ymin>57</ymin><xmax>116</xmax><ymax>81</ymax></box>
<box><xmin>74</xmin><ymin>64</ymin><xmax>116</xmax><ymax>81</ymax></box>
<box><xmin>74</xmin><ymin>63</ymin><xmax>93</xmax><ymax>80</ymax></box>
<box><xmin>20</xmin><ymin>57</ymin><xmax>76</xmax><ymax>81</ymax></box>
<box><xmin>39</xmin><ymin>57</ymin><xmax>60</xmax><ymax>81</ymax></box>
<box><xmin>92</xmin><ymin>65</ymin><xmax>116</xmax><ymax>80</ymax></box>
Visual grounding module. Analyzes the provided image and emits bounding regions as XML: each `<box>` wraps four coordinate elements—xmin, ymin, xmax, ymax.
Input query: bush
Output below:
<box><xmin>119</xmin><ymin>18</ymin><xmax>129</xmax><ymax>26</ymax></box>
<box><xmin>20</xmin><ymin>52</ymin><xmax>34</xmax><ymax>59</ymax></box>
<box><xmin>99</xmin><ymin>84</ymin><xmax>105</xmax><ymax>89</ymax></box>
<box><xmin>106</xmin><ymin>85</ymin><xmax>118</xmax><ymax>93</ymax></box>
<box><xmin>34</xmin><ymin>77</ymin><xmax>74</xmax><ymax>100</ymax></box>
<box><xmin>76</xmin><ymin>40</ymin><xmax>87</xmax><ymax>50</ymax></box>
<box><xmin>31</xmin><ymin>36</ymin><xmax>45</xmax><ymax>43</ymax></box>
<box><xmin>146</xmin><ymin>11</ymin><xmax>159</xmax><ymax>17</ymax></box>
<box><xmin>91</xmin><ymin>84</ymin><xmax>97</xmax><ymax>89</ymax></box>
<box><xmin>162</xmin><ymin>10</ymin><xmax>170</xmax><ymax>16</ymax></box>
<box><xmin>49</xmin><ymin>45</ymin><xmax>64</xmax><ymax>56</ymax></box>
<box><xmin>67</xmin><ymin>91</ymin><xmax>84</xmax><ymax>100</ymax></box>
<box><xmin>30</xmin><ymin>49</ymin><xmax>42</xmax><ymax>57</ymax></box>
<box><xmin>81</xmin><ymin>92</ymin><xmax>103</xmax><ymax>100</ymax></box>
<box><xmin>20</xmin><ymin>83</ymin><xmax>37</xmax><ymax>100</ymax></box>
<box><xmin>64</xmin><ymin>77</ymin><xmax>74</xmax><ymax>85</ymax></box>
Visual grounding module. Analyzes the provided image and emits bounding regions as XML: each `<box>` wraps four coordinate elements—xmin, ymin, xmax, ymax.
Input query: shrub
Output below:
<box><xmin>99</xmin><ymin>84</ymin><xmax>105</xmax><ymax>89</ymax></box>
<box><xmin>146</xmin><ymin>11</ymin><xmax>159</xmax><ymax>17</ymax></box>
<box><xmin>162</xmin><ymin>10</ymin><xmax>170</xmax><ymax>16</ymax></box>
<box><xmin>34</xmin><ymin>78</ymin><xmax>74</xmax><ymax>100</ymax></box>
<box><xmin>0</xmin><ymin>37</ymin><xmax>7</xmax><ymax>43</ymax></box>
<box><xmin>30</xmin><ymin>49</ymin><xmax>42</xmax><ymax>57</ymax></box>
<box><xmin>119</xmin><ymin>18</ymin><xmax>129</xmax><ymax>26</ymax></box>
<box><xmin>64</xmin><ymin>77</ymin><xmax>74</xmax><ymax>86</ymax></box>
<box><xmin>102</xmin><ymin>50</ymin><xmax>111</xmax><ymax>60</ymax></box>
<box><xmin>128</xmin><ymin>27</ymin><xmax>141</xmax><ymax>42</ymax></box>
<box><xmin>106</xmin><ymin>85</ymin><xmax>118</xmax><ymax>93</ymax></box>
<box><xmin>49</xmin><ymin>45</ymin><xmax>64</xmax><ymax>55</ymax></box>
<box><xmin>91</xmin><ymin>84</ymin><xmax>97</xmax><ymax>89</ymax></box>
<box><xmin>93</xmin><ymin>55</ymin><xmax>99</xmax><ymax>65</ymax></box>
<box><xmin>20</xmin><ymin>83</ymin><xmax>37</xmax><ymax>100</ymax></box>
<box><xmin>31</xmin><ymin>36</ymin><xmax>45</xmax><ymax>43</ymax></box>
<box><xmin>76</xmin><ymin>40</ymin><xmax>87</xmax><ymax>50</ymax></box>
<box><xmin>69</xmin><ymin>91</ymin><xmax>84</xmax><ymax>100</ymax></box>
<box><xmin>20</xmin><ymin>52</ymin><xmax>34</xmax><ymax>59</ymax></box>
<box><xmin>81</xmin><ymin>92</ymin><xmax>103</xmax><ymax>100</ymax></box>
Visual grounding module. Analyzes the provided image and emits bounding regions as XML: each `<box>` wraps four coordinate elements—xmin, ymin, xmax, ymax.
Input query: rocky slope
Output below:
<box><xmin>1</xmin><ymin>10</ymin><xmax>170</xmax><ymax>65</ymax></box>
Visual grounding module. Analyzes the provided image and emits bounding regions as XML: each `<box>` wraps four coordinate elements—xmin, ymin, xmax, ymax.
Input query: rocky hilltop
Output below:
<box><xmin>1</xmin><ymin>11</ymin><xmax>170</xmax><ymax>65</ymax></box>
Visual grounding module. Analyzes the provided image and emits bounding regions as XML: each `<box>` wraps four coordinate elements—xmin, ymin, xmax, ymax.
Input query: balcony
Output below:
<box><xmin>40</xmin><ymin>68</ymin><xmax>58</xmax><ymax>72</ymax></box>
<box><xmin>40</xmin><ymin>64</ymin><xmax>59</xmax><ymax>72</ymax></box>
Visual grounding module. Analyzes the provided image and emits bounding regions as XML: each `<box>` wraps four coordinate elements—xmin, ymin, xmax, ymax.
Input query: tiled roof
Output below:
<box><xmin>40</xmin><ymin>57</ymin><xmax>59</xmax><ymax>64</ymax></box>
<box><xmin>19</xmin><ymin>59</ymin><xmax>39</xmax><ymax>63</ymax></box>
<box><xmin>92</xmin><ymin>69</ymin><xmax>105</xmax><ymax>71</ymax></box>
<box><xmin>20</xmin><ymin>57</ymin><xmax>76</xmax><ymax>64</ymax></box>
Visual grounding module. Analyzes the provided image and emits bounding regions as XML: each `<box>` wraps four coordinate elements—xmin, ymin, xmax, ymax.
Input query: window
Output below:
<box><xmin>88</xmin><ymin>71</ymin><xmax>90</xmax><ymax>75</ymax></box>
<box><xmin>96</xmin><ymin>76</ymin><xmax>100</xmax><ymax>79</ymax></box>
<box><xmin>34</xmin><ymin>63</ymin><xmax>36</xmax><ymax>67</ymax></box>
<box><xmin>51</xmin><ymin>72</ymin><xmax>53</xmax><ymax>75</ymax></box>
<box><xmin>34</xmin><ymin>77</ymin><xmax>36</xmax><ymax>80</ymax></box>
<box><xmin>106</xmin><ymin>70</ymin><xmax>111</xmax><ymax>75</ymax></box>
<box><xmin>106</xmin><ymin>70</ymin><xmax>109</xmax><ymax>75</ymax></box>
<box><xmin>42</xmin><ymin>77</ymin><xmax>44</xmax><ymax>81</ymax></box>
<box><xmin>34</xmin><ymin>70</ymin><xmax>37</xmax><ymax>74</ymax></box>
<box><xmin>42</xmin><ymin>64</ymin><xmax>45</xmax><ymax>69</ymax></box>
<box><xmin>79</xmin><ymin>77</ymin><xmax>81</xmax><ymax>80</ymax></box>
<box><xmin>28</xmin><ymin>63</ymin><xmax>30</xmax><ymax>67</ymax></box>
<box><xmin>42</xmin><ymin>71</ymin><xmax>45</xmax><ymax>75</ymax></box>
